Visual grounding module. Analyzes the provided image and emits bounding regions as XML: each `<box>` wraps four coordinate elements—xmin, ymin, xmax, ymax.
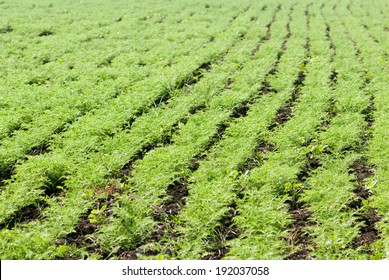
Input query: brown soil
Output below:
<box><xmin>353</xmin><ymin>209</ymin><xmax>381</xmax><ymax>248</ymax></box>
<box><xmin>243</xmin><ymin>141</ymin><xmax>275</xmax><ymax>173</ymax></box>
<box><xmin>297</xmin><ymin>157</ymin><xmax>322</xmax><ymax>181</ymax></box>
<box><xmin>231</xmin><ymin>102</ymin><xmax>250</xmax><ymax>118</ymax></box>
<box><xmin>60</xmin><ymin>214</ymin><xmax>101</xmax><ymax>252</ymax></box>
<box><xmin>202</xmin><ymin>203</ymin><xmax>241</xmax><ymax>260</ymax></box>
<box><xmin>153</xmin><ymin>180</ymin><xmax>188</xmax><ymax>219</ymax></box>
<box><xmin>268</xmin><ymin>67</ymin><xmax>306</xmax><ymax>130</ymax></box>
<box><xmin>329</xmin><ymin>70</ymin><xmax>338</xmax><ymax>86</ymax></box>
<box><xmin>348</xmin><ymin>160</ymin><xmax>382</xmax><ymax>250</ymax></box>
<box><xmin>363</xmin><ymin>95</ymin><xmax>375</xmax><ymax>129</ymax></box>
<box><xmin>285</xmin><ymin>205</ymin><xmax>316</xmax><ymax>260</ymax></box>
<box><xmin>260</xmin><ymin>81</ymin><xmax>278</xmax><ymax>95</ymax></box>
<box><xmin>0</xmin><ymin>169</ymin><xmax>11</xmax><ymax>188</ymax></box>
<box><xmin>251</xmin><ymin>5</ymin><xmax>281</xmax><ymax>56</ymax></box>
<box><xmin>321</xmin><ymin>97</ymin><xmax>337</xmax><ymax>128</ymax></box>
<box><xmin>184</xmin><ymin>62</ymin><xmax>212</xmax><ymax>86</ymax></box>
<box><xmin>0</xmin><ymin>26</ymin><xmax>13</xmax><ymax>33</ymax></box>
<box><xmin>38</xmin><ymin>30</ymin><xmax>53</xmax><ymax>36</ymax></box>
<box><xmin>1</xmin><ymin>200</ymin><xmax>48</xmax><ymax>230</ymax></box>
<box><xmin>275</xmin><ymin>104</ymin><xmax>293</xmax><ymax>125</ymax></box>
<box><xmin>118</xmin><ymin>180</ymin><xmax>189</xmax><ymax>259</ymax></box>
<box><xmin>285</xmin><ymin>152</ymin><xmax>322</xmax><ymax>259</ymax></box>
<box><xmin>57</xmin><ymin>183</ymin><xmax>123</xmax><ymax>257</ymax></box>
<box><xmin>189</xmin><ymin>104</ymin><xmax>206</xmax><ymax>114</ymax></box>
<box><xmin>28</xmin><ymin>144</ymin><xmax>49</xmax><ymax>156</ymax></box>
<box><xmin>224</xmin><ymin>77</ymin><xmax>234</xmax><ymax>89</ymax></box>
<box><xmin>351</xmin><ymin>161</ymin><xmax>373</xmax><ymax>184</ymax></box>
<box><xmin>281</xmin><ymin>11</ymin><xmax>292</xmax><ymax>51</ymax></box>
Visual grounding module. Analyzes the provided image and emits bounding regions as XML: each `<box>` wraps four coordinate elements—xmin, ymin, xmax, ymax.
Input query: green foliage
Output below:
<box><xmin>0</xmin><ymin>0</ymin><xmax>387</xmax><ymax>260</ymax></box>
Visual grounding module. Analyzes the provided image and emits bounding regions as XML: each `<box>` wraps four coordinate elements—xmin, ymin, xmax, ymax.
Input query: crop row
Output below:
<box><xmin>339</xmin><ymin>1</ymin><xmax>389</xmax><ymax>259</ymax></box>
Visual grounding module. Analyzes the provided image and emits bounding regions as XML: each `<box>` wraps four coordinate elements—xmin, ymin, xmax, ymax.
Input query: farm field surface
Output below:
<box><xmin>0</xmin><ymin>0</ymin><xmax>388</xmax><ymax>260</ymax></box>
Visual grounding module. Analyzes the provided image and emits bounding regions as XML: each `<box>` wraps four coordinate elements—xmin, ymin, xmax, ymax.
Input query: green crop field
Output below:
<box><xmin>0</xmin><ymin>0</ymin><xmax>388</xmax><ymax>260</ymax></box>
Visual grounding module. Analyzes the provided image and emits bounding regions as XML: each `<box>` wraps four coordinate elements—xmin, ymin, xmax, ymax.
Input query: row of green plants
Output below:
<box><xmin>0</xmin><ymin>80</ymin><xmax>129</xmax><ymax>173</ymax></box>
<box><xmin>340</xmin><ymin>1</ymin><xmax>389</xmax><ymax>259</ymax></box>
